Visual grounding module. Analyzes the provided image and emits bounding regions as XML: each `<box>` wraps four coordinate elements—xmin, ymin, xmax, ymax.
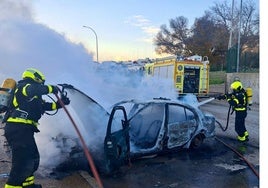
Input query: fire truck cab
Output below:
<box><xmin>144</xmin><ymin>55</ymin><xmax>210</xmax><ymax>96</ymax></box>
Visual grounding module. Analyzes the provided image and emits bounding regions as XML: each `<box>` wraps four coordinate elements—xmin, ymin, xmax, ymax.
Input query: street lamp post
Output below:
<box><xmin>83</xmin><ymin>25</ymin><xmax>99</xmax><ymax>63</ymax></box>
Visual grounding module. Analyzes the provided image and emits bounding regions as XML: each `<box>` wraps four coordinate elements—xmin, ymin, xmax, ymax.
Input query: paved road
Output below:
<box><xmin>100</xmin><ymin>99</ymin><xmax>260</xmax><ymax>188</ymax></box>
<box><xmin>0</xmin><ymin>99</ymin><xmax>260</xmax><ymax>188</ymax></box>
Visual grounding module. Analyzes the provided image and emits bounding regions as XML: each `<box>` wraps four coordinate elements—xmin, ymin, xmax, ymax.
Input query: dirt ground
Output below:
<box><xmin>0</xmin><ymin>84</ymin><xmax>259</xmax><ymax>188</ymax></box>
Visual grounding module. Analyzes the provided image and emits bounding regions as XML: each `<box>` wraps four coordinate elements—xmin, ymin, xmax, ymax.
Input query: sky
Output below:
<box><xmin>0</xmin><ymin>0</ymin><xmax>265</xmax><ymax>184</ymax></box>
<box><xmin>0</xmin><ymin>0</ymin><xmax>178</xmax><ymax>173</ymax></box>
<box><xmin>30</xmin><ymin>0</ymin><xmax>247</xmax><ymax>62</ymax></box>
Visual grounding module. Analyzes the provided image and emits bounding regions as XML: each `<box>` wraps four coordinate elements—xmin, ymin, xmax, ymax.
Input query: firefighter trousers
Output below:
<box><xmin>234</xmin><ymin>110</ymin><xmax>247</xmax><ymax>137</ymax></box>
<box><xmin>4</xmin><ymin>122</ymin><xmax>40</xmax><ymax>187</ymax></box>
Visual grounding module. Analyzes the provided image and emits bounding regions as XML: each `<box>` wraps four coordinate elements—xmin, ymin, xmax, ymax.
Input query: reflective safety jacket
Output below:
<box><xmin>226</xmin><ymin>89</ymin><xmax>247</xmax><ymax>111</ymax></box>
<box><xmin>6</xmin><ymin>79</ymin><xmax>58</xmax><ymax>127</ymax></box>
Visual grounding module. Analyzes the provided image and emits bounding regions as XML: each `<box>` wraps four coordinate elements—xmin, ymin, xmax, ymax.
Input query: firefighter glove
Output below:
<box><xmin>61</xmin><ymin>95</ymin><xmax>70</xmax><ymax>105</ymax></box>
<box><xmin>56</xmin><ymin>96</ymin><xmax>70</xmax><ymax>109</ymax></box>
<box><xmin>51</xmin><ymin>85</ymin><xmax>59</xmax><ymax>94</ymax></box>
<box><xmin>225</xmin><ymin>93</ymin><xmax>232</xmax><ymax>99</ymax></box>
<box><xmin>217</xmin><ymin>95</ymin><xmax>226</xmax><ymax>100</ymax></box>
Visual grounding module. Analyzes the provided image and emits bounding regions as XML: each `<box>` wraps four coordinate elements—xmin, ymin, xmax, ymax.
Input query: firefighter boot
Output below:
<box><xmin>4</xmin><ymin>184</ymin><xmax>23</xmax><ymax>188</ymax></box>
<box><xmin>237</xmin><ymin>135</ymin><xmax>248</xmax><ymax>142</ymax></box>
<box><xmin>244</xmin><ymin>131</ymin><xmax>249</xmax><ymax>140</ymax></box>
<box><xmin>23</xmin><ymin>184</ymin><xmax>42</xmax><ymax>188</ymax></box>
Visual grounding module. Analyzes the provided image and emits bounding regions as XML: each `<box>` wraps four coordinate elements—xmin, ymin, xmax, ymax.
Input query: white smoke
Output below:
<box><xmin>0</xmin><ymin>0</ymin><xmax>33</xmax><ymax>22</ymax></box>
<box><xmin>0</xmin><ymin>0</ymin><xmax>177</xmax><ymax>172</ymax></box>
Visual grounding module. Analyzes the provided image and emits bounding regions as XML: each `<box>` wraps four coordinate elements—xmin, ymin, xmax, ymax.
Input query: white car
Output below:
<box><xmin>53</xmin><ymin>85</ymin><xmax>216</xmax><ymax>175</ymax></box>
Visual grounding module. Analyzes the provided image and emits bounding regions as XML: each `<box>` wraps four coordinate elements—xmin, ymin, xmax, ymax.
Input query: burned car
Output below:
<box><xmin>50</xmin><ymin>85</ymin><xmax>215</xmax><ymax>175</ymax></box>
<box><xmin>104</xmin><ymin>97</ymin><xmax>216</xmax><ymax>173</ymax></box>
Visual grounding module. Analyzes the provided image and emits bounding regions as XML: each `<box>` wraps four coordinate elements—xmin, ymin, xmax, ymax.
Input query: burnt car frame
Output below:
<box><xmin>104</xmin><ymin>97</ymin><xmax>215</xmax><ymax>173</ymax></box>
<box><xmin>52</xmin><ymin>85</ymin><xmax>215</xmax><ymax>175</ymax></box>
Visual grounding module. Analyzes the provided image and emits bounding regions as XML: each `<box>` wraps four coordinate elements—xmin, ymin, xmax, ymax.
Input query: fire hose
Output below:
<box><xmin>216</xmin><ymin>104</ymin><xmax>232</xmax><ymax>132</ymax></box>
<box><xmin>215</xmin><ymin>136</ymin><xmax>259</xmax><ymax>179</ymax></box>
<box><xmin>55</xmin><ymin>91</ymin><xmax>104</xmax><ymax>188</ymax></box>
<box><xmin>215</xmin><ymin>105</ymin><xmax>259</xmax><ymax>179</ymax></box>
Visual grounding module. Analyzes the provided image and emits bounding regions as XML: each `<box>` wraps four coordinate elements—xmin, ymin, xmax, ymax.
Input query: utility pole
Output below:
<box><xmin>228</xmin><ymin>0</ymin><xmax>235</xmax><ymax>50</ymax></box>
<box><xmin>236</xmin><ymin>0</ymin><xmax>243</xmax><ymax>72</ymax></box>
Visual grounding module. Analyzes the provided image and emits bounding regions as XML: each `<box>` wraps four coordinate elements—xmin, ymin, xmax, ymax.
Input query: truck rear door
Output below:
<box><xmin>183</xmin><ymin>66</ymin><xmax>200</xmax><ymax>93</ymax></box>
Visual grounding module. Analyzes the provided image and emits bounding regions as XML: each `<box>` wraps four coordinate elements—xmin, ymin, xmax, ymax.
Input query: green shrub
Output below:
<box><xmin>209</xmin><ymin>71</ymin><xmax>225</xmax><ymax>85</ymax></box>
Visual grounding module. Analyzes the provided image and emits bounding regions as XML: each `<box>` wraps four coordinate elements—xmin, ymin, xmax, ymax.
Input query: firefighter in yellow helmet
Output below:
<box><xmin>4</xmin><ymin>68</ymin><xmax>70</xmax><ymax>188</ymax></box>
<box><xmin>217</xmin><ymin>80</ymin><xmax>249</xmax><ymax>142</ymax></box>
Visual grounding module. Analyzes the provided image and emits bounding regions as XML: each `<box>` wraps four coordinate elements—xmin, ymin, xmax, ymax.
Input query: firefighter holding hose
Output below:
<box><xmin>3</xmin><ymin>68</ymin><xmax>70</xmax><ymax>188</ymax></box>
<box><xmin>217</xmin><ymin>80</ymin><xmax>250</xmax><ymax>142</ymax></box>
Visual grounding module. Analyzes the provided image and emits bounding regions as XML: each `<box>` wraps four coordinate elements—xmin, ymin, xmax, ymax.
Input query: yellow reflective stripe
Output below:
<box><xmin>25</xmin><ymin>175</ymin><xmax>34</xmax><ymax>181</ymax></box>
<box><xmin>22</xmin><ymin>175</ymin><xmax>35</xmax><ymax>186</ymax></box>
<box><xmin>237</xmin><ymin>135</ymin><xmax>246</xmax><ymax>141</ymax></box>
<box><xmin>4</xmin><ymin>184</ymin><xmax>22</xmax><ymax>188</ymax></box>
<box><xmin>13</xmin><ymin>96</ymin><xmax>18</xmax><ymax>107</ymax></box>
<box><xmin>47</xmin><ymin>85</ymin><xmax>53</xmax><ymax>93</ymax></box>
<box><xmin>22</xmin><ymin>181</ymin><xmax>34</xmax><ymax>186</ymax></box>
<box><xmin>243</xmin><ymin>95</ymin><xmax>247</xmax><ymax>105</ymax></box>
<box><xmin>52</xmin><ymin>102</ymin><xmax>57</xmax><ymax>110</ymax></box>
<box><xmin>13</xmin><ymin>88</ymin><xmax>19</xmax><ymax>107</ymax></box>
<box><xmin>22</xmin><ymin>84</ymin><xmax>30</xmax><ymax>96</ymax></box>
<box><xmin>235</xmin><ymin>107</ymin><xmax>246</xmax><ymax>111</ymax></box>
<box><xmin>22</xmin><ymin>180</ymin><xmax>34</xmax><ymax>187</ymax></box>
<box><xmin>233</xmin><ymin>98</ymin><xmax>239</xmax><ymax>104</ymax></box>
<box><xmin>7</xmin><ymin>117</ymin><xmax>38</xmax><ymax>126</ymax></box>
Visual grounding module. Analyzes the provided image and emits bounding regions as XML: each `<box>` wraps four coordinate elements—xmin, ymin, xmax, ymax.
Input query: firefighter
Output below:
<box><xmin>4</xmin><ymin>68</ymin><xmax>70</xmax><ymax>188</ymax></box>
<box><xmin>217</xmin><ymin>80</ymin><xmax>249</xmax><ymax>142</ymax></box>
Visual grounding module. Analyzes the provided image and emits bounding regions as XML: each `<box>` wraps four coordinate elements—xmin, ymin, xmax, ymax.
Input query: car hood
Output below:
<box><xmin>50</xmin><ymin>85</ymin><xmax>110</xmax><ymax>169</ymax></box>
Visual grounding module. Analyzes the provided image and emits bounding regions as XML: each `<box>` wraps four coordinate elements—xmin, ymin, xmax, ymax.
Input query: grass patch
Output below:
<box><xmin>209</xmin><ymin>71</ymin><xmax>225</xmax><ymax>85</ymax></box>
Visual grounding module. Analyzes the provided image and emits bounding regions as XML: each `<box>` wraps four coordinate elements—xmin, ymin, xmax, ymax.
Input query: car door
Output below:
<box><xmin>166</xmin><ymin>104</ymin><xmax>198</xmax><ymax>149</ymax></box>
<box><xmin>104</xmin><ymin>106</ymin><xmax>130</xmax><ymax>174</ymax></box>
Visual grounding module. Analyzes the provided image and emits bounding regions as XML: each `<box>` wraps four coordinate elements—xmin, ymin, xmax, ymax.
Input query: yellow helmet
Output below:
<box><xmin>22</xmin><ymin>68</ymin><xmax>45</xmax><ymax>84</ymax></box>
<box><xmin>231</xmin><ymin>81</ymin><xmax>243</xmax><ymax>91</ymax></box>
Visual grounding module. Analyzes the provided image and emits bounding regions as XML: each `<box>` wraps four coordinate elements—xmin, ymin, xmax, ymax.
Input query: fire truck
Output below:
<box><xmin>144</xmin><ymin>55</ymin><xmax>210</xmax><ymax>96</ymax></box>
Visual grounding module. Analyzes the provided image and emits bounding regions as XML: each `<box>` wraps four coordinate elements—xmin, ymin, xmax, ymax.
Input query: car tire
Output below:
<box><xmin>190</xmin><ymin>134</ymin><xmax>204</xmax><ymax>149</ymax></box>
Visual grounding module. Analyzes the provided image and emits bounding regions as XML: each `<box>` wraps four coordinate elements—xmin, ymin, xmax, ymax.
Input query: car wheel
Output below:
<box><xmin>190</xmin><ymin>134</ymin><xmax>204</xmax><ymax>149</ymax></box>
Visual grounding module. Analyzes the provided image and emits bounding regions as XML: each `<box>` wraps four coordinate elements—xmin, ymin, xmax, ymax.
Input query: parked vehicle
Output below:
<box><xmin>52</xmin><ymin>85</ymin><xmax>216</xmax><ymax>175</ymax></box>
<box><xmin>144</xmin><ymin>55</ymin><xmax>210</xmax><ymax>96</ymax></box>
<box><xmin>104</xmin><ymin>97</ymin><xmax>216</xmax><ymax>173</ymax></box>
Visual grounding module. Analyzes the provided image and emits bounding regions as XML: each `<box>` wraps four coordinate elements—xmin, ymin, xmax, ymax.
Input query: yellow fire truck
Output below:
<box><xmin>144</xmin><ymin>55</ymin><xmax>210</xmax><ymax>96</ymax></box>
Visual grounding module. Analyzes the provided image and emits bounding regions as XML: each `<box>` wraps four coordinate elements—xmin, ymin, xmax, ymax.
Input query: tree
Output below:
<box><xmin>154</xmin><ymin>16</ymin><xmax>191</xmax><ymax>56</ymax></box>
<box><xmin>209</xmin><ymin>0</ymin><xmax>259</xmax><ymax>51</ymax></box>
<box><xmin>153</xmin><ymin>0</ymin><xmax>259</xmax><ymax>71</ymax></box>
<box><xmin>208</xmin><ymin>0</ymin><xmax>259</xmax><ymax>71</ymax></box>
<box><xmin>188</xmin><ymin>13</ymin><xmax>230</xmax><ymax>70</ymax></box>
